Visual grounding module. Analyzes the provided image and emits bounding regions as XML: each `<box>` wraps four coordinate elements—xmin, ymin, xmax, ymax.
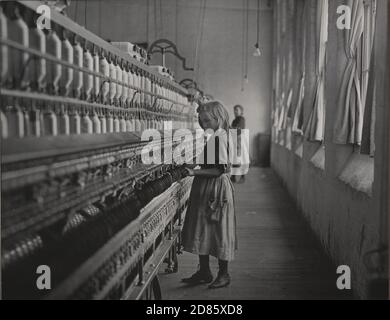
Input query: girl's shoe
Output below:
<box><xmin>208</xmin><ymin>273</ymin><xmax>231</xmax><ymax>289</ymax></box>
<box><xmin>181</xmin><ymin>270</ymin><xmax>214</xmax><ymax>284</ymax></box>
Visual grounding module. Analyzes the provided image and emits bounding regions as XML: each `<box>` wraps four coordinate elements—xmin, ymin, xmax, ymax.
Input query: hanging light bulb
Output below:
<box><xmin>253</xmin><ymin>43</ymin><xmax>261</xmax><ymax>57</ymax></box>
<box><xmin>253</xmin><ymin>0</ymin><xmax>262</xmax><ymax>58</ymax></box>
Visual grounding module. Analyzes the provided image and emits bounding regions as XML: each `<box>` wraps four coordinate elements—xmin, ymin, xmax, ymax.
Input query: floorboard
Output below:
<box><xmin>158</xmin><ymin>168</ymin><xmax>353</xmax><ymax>300</ymax></box>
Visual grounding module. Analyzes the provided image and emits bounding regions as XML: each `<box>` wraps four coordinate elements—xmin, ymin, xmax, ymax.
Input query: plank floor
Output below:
<box><xmin>158</xmin><ymin>167</ymin><xmax>353</xmax><ymax>300</ymax></box>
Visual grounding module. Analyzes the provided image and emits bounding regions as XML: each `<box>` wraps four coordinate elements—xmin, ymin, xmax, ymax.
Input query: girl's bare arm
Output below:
<box><xmin>184</xmin><ymin>163</ymin><xmax>198</xmax><ymax>169</ymax></box>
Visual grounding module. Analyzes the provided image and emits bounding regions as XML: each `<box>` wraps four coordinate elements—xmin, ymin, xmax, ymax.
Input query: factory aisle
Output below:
<box><xmin>158</xmin><ymin>167</ymin><xmax>352</xmax><ymax>300</ymax></box>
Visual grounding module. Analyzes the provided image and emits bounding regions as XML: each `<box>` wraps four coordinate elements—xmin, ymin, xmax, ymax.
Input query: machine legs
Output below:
<box><xmin>165</xmin><ymin>238</ymin><xmax>179</xmax><ymax>273</ymax></box>
<box><xmin>142</xmin><ymin>275</ymin><xmax>162</xmax><ymax>300</ymax></box>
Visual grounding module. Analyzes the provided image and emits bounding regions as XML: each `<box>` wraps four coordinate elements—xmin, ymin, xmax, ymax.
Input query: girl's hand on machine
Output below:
<box><xmin>184</xmin><ymin>167</ymin><xmax>195</xmax><ymax>176</ymax></box>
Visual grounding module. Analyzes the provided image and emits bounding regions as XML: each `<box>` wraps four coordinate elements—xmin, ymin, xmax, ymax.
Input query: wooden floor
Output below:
<box><xmin>158</xmin><ymin>167</ymin><xmax>352</xmax><ymax>300</ymax></box>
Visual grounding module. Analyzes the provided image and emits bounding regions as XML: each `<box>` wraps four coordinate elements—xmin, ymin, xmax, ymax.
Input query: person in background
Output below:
<box><xmin>181</xmin><ymin>101</ymin><xmax>237</xmax><ymax>289</ymax></box>
<box><xmin>231</xmin><ymin>105</ymin><xmax>246</xmax><ymax>183</ymax></box>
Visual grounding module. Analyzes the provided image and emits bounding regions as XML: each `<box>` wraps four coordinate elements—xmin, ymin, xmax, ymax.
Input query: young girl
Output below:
<box><xmin>182</xmin><ymin>100</ymin><xmax>237</xmax><ymax>289</ymax></box>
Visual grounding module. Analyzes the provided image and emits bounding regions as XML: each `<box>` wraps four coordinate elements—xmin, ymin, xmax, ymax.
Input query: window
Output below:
<box><xmin>304</xmin><ymin>0</ymin><xmax>328</xmax><ymax>143</ymax></box>
<box><xmin>291</xmin><ymin>0</ymin><xmax>307</xmax><ymax>136</ymax></box>
<box><xmin>333</xmin><ymin>0</ymin><xmax>377</xmax><ymax>156</ymax></box>
<box><xmin>360</xmin><ymin>0</ymin><xmax>377</xmax><ymax>156</ymax></box>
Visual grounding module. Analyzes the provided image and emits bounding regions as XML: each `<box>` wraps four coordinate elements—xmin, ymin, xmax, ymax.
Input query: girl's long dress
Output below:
<box><xmin>182</xmin><ymin>131</ymin><xmax>238</xmax><ymax>261</ymax></box>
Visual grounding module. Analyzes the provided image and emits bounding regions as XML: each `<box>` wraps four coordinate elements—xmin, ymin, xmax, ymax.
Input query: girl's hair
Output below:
<box><xmin>197</xmin><ymin>100</ymin><xmax>230</xmax><ymax>131</ymax></box>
